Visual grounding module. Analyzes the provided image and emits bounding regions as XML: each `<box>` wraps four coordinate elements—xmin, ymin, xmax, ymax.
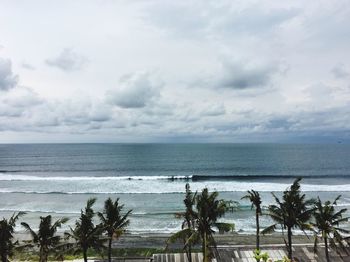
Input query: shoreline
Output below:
<box><xmin>113</xmin><ymin>233</ymin><xmax>314</xmax><ymax>249</ymax></box>
<box><xmin>14</xmin><ymin>231</ymin><xmax>314</xmax><ymax>249</ymax></box>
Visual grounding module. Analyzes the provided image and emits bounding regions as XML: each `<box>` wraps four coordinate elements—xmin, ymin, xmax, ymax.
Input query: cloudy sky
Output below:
<box><xmin>0</xmin><ymin>0</ymin><xmax>350</xmax><ymax>143</ymax></box>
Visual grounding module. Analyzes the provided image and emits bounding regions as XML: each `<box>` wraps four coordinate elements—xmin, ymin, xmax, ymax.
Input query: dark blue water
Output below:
<box><xmin>1</xmin><ymin>143</ymin><xmax>349</xmax><ymax>177</ymax></box>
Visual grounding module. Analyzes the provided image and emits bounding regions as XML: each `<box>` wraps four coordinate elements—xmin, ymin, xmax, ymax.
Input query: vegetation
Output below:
<box><xmin>312</xmin><ymin>195</ymin><xmax>349</xmax><ymax>262</ymax></box>
<box><xmin>21</xmin><ymin>215</ymin><xmax>68</xmax><ymax>262</ymax></box>
<box><xmin>253</xmin><ymin>249</ymin><xmax>269</xmax><ymax>262</ymax></box>
<box><xmin>168</xmin><ymin>185</ymin><xmax>234</xmax><ymax>262</ymax></box>
<box><xmin>167</xmin><ymin>183</ymin><xmax>198</xmax><ymax>262</ymax></box>
<box><xmin>0</xmin><ymin>212</ymin><xmax>25</xmax><ymax>262</ymax></box>
<box><xmin>242</xmin><ymin>190</ymin><xmax>262</xmax><ymax>250</ymax></box>
<box><xmin>64</xmin><ymin>198</ymin><xmax>105</xmax><ymax>262</ymax></box>
<box><xmin>262</xmin><ymin>178</ymin><xmax>315</xmax><ymax>260</ymax></box>
<box><xmin>98</xmin><ymin>197</ymin><xmax>132</xmax><ymax>262</ymax></box>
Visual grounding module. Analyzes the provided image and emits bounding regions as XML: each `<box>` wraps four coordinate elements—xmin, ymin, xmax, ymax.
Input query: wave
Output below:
<box><xmin>2</xmin><ymin>183</ymin><xmax>350</xmax><ymax>194</ymax></box>
<box><xmin>1</xmin><ymin>173</ymin><xmax>350</xmax><ymax>182</ymax></box>
<box><xmin>2</xmin><ymin>173</ymin><xmax>350</xmax><ymax>195</ymax></box>
<box><xmin>0</xmin><ymin>174</ymin><xmax>193</xmax><ymax>181</ymax></box>
<box><xmin>0</xmin><ymin>208</ymin><xmax>80</xmax><ymax>214</ymax></box>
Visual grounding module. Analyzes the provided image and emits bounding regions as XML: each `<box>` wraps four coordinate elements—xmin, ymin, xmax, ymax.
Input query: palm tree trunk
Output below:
<box><xmin>287</xmin><ymin>226</ymin><xmax>293</xmax><ymax>260</ymax></box>
<box><xmin>203</xmin><ymin>231</ymin><xmax>207</xmax><ymax>262</ymax></box>
<box><xmin>1</xmin><ymin>252</ymin><xmax>7</xmax><ymax>262</ymax></box>
<box><xmin>187</xmin><ymin>244</ymin><xmax>192</xmax><ymax>262</ymax></box>
<box><xmin>39</xmin><ymin>246</ymin><xmax>44</xmax><ymax>262</ymax></box>
<box><xmin>108</xmin><ymin>238</ymin><xmax>112</xmax><ymax>262</ymax></box>
<box><xmin>83</xmin><ymin>247</ymin><xmax>88</xmax><ymax>262</ymax></box>
<box><xmin>324</xmin><ymin>236</ymin><xmax>330</xmax><ymax>262</ymax></box>
<box><xmin>256</xmin><ymin>212</ymin><xmax>260</xmax><ymax>250</ymax></box>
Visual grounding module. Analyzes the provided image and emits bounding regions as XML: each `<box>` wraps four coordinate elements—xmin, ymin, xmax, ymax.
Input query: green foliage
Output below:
<box><xmin>167</xmin><ymin>184</ymin><xmax>199</xmax><ymax>262</ymax></box>
<box><xmin>65</xmin><ymin>198</ymin><xmax>105</xmax><ymax>262</ymax></box>
<box><xmin>242</xmin><ymin>190</ymin><xmax>262</xmax><ymax>250</ymax></box>
<box><xmin>253</xmin><ymin>249</ymin><xmax>269</xmax><ymax>262</ymax></box>
<box><xmin>98</xmin><ymin>198</ymin><xmax>132</xmax><ymax>239</ymax></box>
<box><xmin>262</xmin><ymin>178</ymin><xmax>315</xmax><ymax>259</ymax></box>
<box><xmin>0</xmin><ymin>212</ymin><xmax>25</xmax><ymax>262</ymax></box>
<box><xmin>242</xmin><ymin>190</ymin><xmax>262</xmax><ymax>214</ymax></box>
<box><xmin>21</xmin><ymin>215</ymin><xmax>68</xmax><ymax>262</ymax></box>
<box><xmin>98</xmin><ymin>197</ymin><xmax>132</xmax><ymax>262</ymax></box>
<box><xmin>312</xmin><ymin>195</ymin><xmax>349</xmax><ymax>261</ymax></box>
<box><xmin>168</xmin><ymin>185</ymin><xmax>234</xmax><ymax>262</ymax></box>
<box><xmin>216</xmin><ymin>222</ymin><xmax>235</xmax><ymax>233</ymax></box>
<box><xmin>275</xmin><ymin>256</ymin><xmax>291</xmax><ymax>262</ymax></box>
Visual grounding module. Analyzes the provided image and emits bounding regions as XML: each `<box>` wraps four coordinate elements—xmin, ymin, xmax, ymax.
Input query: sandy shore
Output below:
<box><xmin>112</xmin><ymin>232</ymin><xmax>314</xmax><ymax>249</ymax></box>
<box><xmin>14</xmin><ymin>231</ymin><xmax>314</xmax><ymax>249</ymax></box>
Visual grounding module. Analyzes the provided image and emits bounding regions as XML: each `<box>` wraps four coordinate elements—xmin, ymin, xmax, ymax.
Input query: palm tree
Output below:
<box><xmin>196</xmin><ymin>188</ymin><xmax>233</xmax><ymax>262</ymax></box>
<box><xmin>168</xmin><ymin>187</ymin><xmax>233</xmax><ymax>262</ymax></box>
<box><xmin>97</xmin><ymin>198</ymin><xmax>132</xmax><ymax>262</ymax></box>
<box><xmin>262</xmin><ymin>178</ymin><xmax>314</xmax><ymax>260</ymax></box>
<box><xmin>167</xmin><ymin>183</ymin><xmax>198</xmax><ymax>262</ymax></box>
<box><xmin>312</xmin><ymin>195</ymin><xmax>349</xmax><ymax>262</ymax></box>
<box><xmin>241</xmin><ymin>190</ymin><xmax>262</xmax><ymax>250</ymax></box>
<box><xmin>21</xmin><ymin>215</ymin><xmax>68</xmax><ymax>262</ymax></box>
<box><xmin>0</xmin><ymin>212</ymin><xmax>25</xmax><ymax>262</ymax></box>
<box><xmin>65</xmin><ymin>198</ymin><xmax>105</xmax><ymax>262</ymax></box>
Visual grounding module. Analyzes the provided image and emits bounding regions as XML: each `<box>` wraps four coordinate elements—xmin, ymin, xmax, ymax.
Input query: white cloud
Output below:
<box><xmin>45</xmin><ymin>48</ymin><xmax>87</xmax><ymax>72</ymax></box>
<box><xmin>106</xmin><ymin>73</ymin><xmax>161</xmax><ymax>109</ymax></box>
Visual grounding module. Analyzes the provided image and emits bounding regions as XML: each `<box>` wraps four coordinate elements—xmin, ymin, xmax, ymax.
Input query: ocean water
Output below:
<box><xmin>1</xmin><ymin>143</ymin><xmax>350</xmax><ymax>234</ymax></box>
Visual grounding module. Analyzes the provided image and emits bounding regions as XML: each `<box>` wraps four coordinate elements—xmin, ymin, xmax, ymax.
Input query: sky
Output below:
<box><xmin>0</xmin><ymin>0</ymin><xmax>350</xmax><ymax>143</ymax></box>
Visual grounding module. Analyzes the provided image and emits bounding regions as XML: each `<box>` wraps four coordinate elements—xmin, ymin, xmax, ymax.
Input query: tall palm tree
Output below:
<box><xmin>241</xmin><ymin>190</ymin><xmax>262</xmax><ymax>250</ymax></box>
<box><xmin>312</xmin><ymin>195</ymin><xmax>349</xmax><ymax>262</ymax></box>
<box><xmin>0</xmin><ymin>212</ymin><xmax>25</xmax><ymax>262</ymax></box>
<box><xmin>167</xmin><ymin>183</ymin><xmax>198</xmax><ymax>262</ymax></box>
<box><xmin>65</xmin><ymin>198</ymin><xmax>105</xmax><ymax>262</ymax></box>
<box><xmin>97</xmin><ymin>198</ymin><xmax>132</xmax><ymax>262</ymax></box>
<box><xmin>21</xmin><ymin>215</ymin><xmax>68</xmax><ymax>262</ymax></box>
<box><xmin>196</xmin><ymin>188</ymin><xmax>233</xmax><ymax>262</ymax></box>
<box><xmin>262</xmin><ymin>178</ymin><xmax>314</xmax><ymax>260</ymax></box>
<box><xmin>168</xmin><ymin>187</ymin><xmax>233</xmax><ymax>262</ymax></box>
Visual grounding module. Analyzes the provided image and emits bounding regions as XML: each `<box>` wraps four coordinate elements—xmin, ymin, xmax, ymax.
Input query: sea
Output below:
<box><xmin>1</xmin><ymin>143</ymin><xmax>350</xmax><ymax>234</ymax></box>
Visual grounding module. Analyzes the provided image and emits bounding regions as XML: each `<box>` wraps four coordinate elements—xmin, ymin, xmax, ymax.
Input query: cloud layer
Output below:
<box><xmin>0</xmin><ymin>0</ymin><xmax>350</xmax><ymax>142</ymax></box>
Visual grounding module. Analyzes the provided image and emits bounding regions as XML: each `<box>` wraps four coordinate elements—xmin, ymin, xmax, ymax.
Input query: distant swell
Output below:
<box><xmin>0</xmin><ymin>174</ymin><xmax>192</xmax><ymax>181</ymax></box>
<box><xmin>1</xmin><ymin>173</ymin><xmax>350</xmax><ymax>181</ymax></box>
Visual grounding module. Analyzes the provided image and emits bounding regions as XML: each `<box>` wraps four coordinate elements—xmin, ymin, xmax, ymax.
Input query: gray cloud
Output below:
<box><xmin>106</xmin><ymin>73</ymin><xmax>161</xmax><ymax>109</ymax></box>
<box><xmin>331</xmin><ymin>64</ymin><xmax>349</xmax><ymax>79</ymax></box>
<box><xmin>217</xmin><ymin>61</ymin><xmax>277</xmax><ymax>89</ymax></box>
<box><xmin>0</xmin><ymin>58</ymin><xmax>18</xmax><ymax>91</ymax></box>
<box><xmin>46</xmin><ymin>48</ymin><xmax>87</xmax><ymax>71</ymax></box>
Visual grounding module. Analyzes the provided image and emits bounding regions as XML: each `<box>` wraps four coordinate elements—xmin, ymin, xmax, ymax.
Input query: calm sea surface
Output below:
<box><xmin>1</xmin><ymin>143</ymin><xmax>350</xmax><ymax>233</ymax></box>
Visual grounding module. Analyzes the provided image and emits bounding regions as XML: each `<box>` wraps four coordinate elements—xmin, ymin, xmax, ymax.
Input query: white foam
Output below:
<box><xmin>1</xmin><ymin>178</ymin><xmax>350</xmax><ymax>194</ymax></box>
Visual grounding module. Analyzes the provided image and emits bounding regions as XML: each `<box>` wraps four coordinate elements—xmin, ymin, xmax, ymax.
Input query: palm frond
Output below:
<box><xmin>261</xmin><ymin>224</ymin><xmax>277</xmax><ymax>235</ymax></box>
<box><xmin>21</xmin><ymin>222</ymin><xmax>38</xmax><ymax>242</ymax></box>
